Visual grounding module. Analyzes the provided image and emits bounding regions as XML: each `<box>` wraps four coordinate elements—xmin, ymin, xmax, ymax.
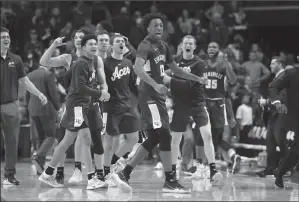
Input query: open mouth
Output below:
<box><xmin>186</xmin><ymin>48</ymin><xmax>191</xmax><ymax>52</ymax></box>
<box><xmin>91</xmin><ymin>49</ymin><xmax>97</xmax><ymax>54</ymax></box>
<box><xmin>156</xmin><ymin>33</ymin><xmax>162</xmax><ymax>36</ymax></box>
<box><xmin>3</xmin><ymin>42</ymin><xmax>9</xmax><ymax>46</ymax></box>
<box><xmin>120</xmin><ymin>45</ymin><xmax>124</xmax><ymax>50</ymax></box>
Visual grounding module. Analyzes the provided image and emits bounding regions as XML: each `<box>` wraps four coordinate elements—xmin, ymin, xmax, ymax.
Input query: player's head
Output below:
<box><xmin>1</xmin><ymin>27</ymin><xmax>10</xmax><ymax>50</ymax></box>
<box><xmin>207</xmin><ymin>41</ymin><xmax>220</xmax><ymax>58</ymax></box>
<box><xmin>81</xmin><ymin>34</ymin><xmax>98</xmax><ymax>57</ymax></box>
<box><xmin>96</xmin><ymin>30</ymin><xmax>110</xmax><ymax>52</ymax></box>
<box><xmin>110</xmin><ymin>33</ymin><xmax>127</xmax><ymax>55</ymax></box>
<box><xmin>142</xmin><ymin>12</ymin><xmax>166</xmax><ymax>39</ymax></box>
<box><xmin>72</xmin><ymin>30</ymin><xmax>85</xmax><ymax>49</ymax></box>
<box><xmin>270</xmin><ymin>57</ymin><xmax>285</xmax><ymax>74</ymax></box>
<box><xmin>242</xmin><ymin>94</ymin><xmax>251</xmax><ymax>105</ymax></box>
<box><xmin>249</xmin><ymin>51</ymin><xmax>257</xmax><ymax>61</ymax></box>
<box><xmin>181</xmin><ymin>35</ymin><xmax>196</xmax><ymax>56</ymax></box>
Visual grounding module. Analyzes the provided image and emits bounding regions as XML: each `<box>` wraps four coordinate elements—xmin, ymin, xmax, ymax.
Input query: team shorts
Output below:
<box><xmin>105</xmin><ymin>106</ymin><xmax>141</xmax><ymax>136</ymax></box>
<box><xmin>170</xmin><ymin>102</ymin><xmax>210</xmax><ymax>132</ymax></box>
<box><xmin>87</xmin><ymin>101</ymin><xmax>104</xmax><ymax>131</ymax></box>
<box><xmin>206</xmin><ymin>98</ymin><xmax>228</xmax><ymax>129</ymax></box>
<box><xmin>138</xmin><ymin>92</ymin><xmax>169</xmax><ymax>130</ymax></box>
<box><xmin>60</xmin><ymin>106</ymin><xmax>88</xmax><ymax>132</ymax></box>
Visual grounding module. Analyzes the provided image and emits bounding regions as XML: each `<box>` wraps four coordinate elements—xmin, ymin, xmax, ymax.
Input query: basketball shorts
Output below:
<box><xmin>206</xmin><ymin>98</ymin><xmax>228</xmax><ymax>129</ymax></box>
<box><xmin>138</xmin><ymin>93</ymin><xmax>169</xmax><ymax>130</ymax></box>
<box><xmin>60</xmin><ymin>106</ymin><xmax>88</xmax><ymax>132</ymax></box>
<box><xmin>170</xmin><ymin>102</ymin><xmax>210</xmax><ymax>132</ymax></box>
<box><xmin>106</xmin><ymin>106</ymin><xmax>141</xmax><ymax>136</ymax></box>
<box><xmin>87</xmin><ymin>101</ymin><xmax>104</xmax><ymax>131</ymax></box>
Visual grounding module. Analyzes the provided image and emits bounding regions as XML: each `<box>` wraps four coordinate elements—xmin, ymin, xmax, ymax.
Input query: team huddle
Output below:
<box><xmin>37</xmin><ymin>13</ymin><xmax>242</xmax><ymax>193</ymax></box>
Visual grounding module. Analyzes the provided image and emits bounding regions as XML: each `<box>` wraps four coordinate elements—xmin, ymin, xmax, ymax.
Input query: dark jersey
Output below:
<box><xmin>63</xmin><ymin>52</ymin><xmax>79</xmax><ymax>90</ymax></box>
<box><xmin>65</xmin><ymin>56</ymin><xmax>97</xmax><ymax>109</ymax></box>
<box><xmin>203</xmin><ymin>61</ymin><xmax>226</xmax><ymax>99</ymax></box>
<box><xmin>171</xmin><ymin>54</ymin><xmax>206</xmax><ymax>107</ymax></box>
<box><xmin>136</xmin><ymin>37</ymin><xmax>173</xmax><ymax>102</ymax></box>
<box><xmin>104</xmin><ymin>56</ymin><xmax>137</xmax><ymax>109</ymax></box>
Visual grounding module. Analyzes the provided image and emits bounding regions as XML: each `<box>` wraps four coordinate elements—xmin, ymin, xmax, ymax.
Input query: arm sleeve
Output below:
<box><xmin>136</xmin><ymin>42</ymin><xmax>149</xmax><ymax>61</ymax></box>
<box><xmin>46</xmin><ymin>73</ymin><xmax>61</xmax><ymax>111</ymax></box>
<box><xmin>73</xmin><ymin>61</ymin><xmax>102</xmax><ymax>98</ymax></box>
<box><xmin>269</xmin><ymin>71</ymin><xmax>289</xmax><ymax>103</ymax></box>
<box><xmin>16</xmin><ymin>56</ymin><xmax>26</xmax><ymax>79</ymax></box>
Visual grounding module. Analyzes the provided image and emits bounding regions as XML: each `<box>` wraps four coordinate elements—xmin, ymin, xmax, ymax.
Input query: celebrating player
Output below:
<box><xmin>111</xmin><ymin>13</ymin><xmax>207</xmax><ymax>193</ymax></box>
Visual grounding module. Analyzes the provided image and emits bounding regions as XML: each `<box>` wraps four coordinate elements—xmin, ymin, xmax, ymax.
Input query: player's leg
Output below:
<box><xmin>193</xmin><ymin>106</ymin><xmax>223</xmax><ymax>182</ymax></box>
<box><xmin>215</xmin><ymin>100</ymin><xmax>241</xmax><ymax>173</ymax></box>
<box><xmin>169</xmin><ymin>107</ymin><xmax>189</xmax><ymax>176</ymax></box>
<box><xmin>32</xmin><ymin>116</ymin><xmax>56</xmax><ymax>175</ymax></box>
<box><xmin>181</xmin><ymin>124</ymin><xmax>196</xmax><ymax>174</ymax></box>
<box><xmin>195</xmin><ymin>128</ymin><xmax>207</xmax><ymax>165</ymax></box>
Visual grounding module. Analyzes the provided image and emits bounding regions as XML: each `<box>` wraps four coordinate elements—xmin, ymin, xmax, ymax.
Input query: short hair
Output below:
<box><xmin>182</xmin><ymin>35</ymin><xmax>197</xmax><ymax>44</ymax></box>
<box><xmin>81</xmin><ymin>34</ymin><xmax>97</xmax><ymax>47</ymax></box>
<box><xmin>272</xmin><ymin>56</ymin><xmax>286</xmax><ymax>68</ymax></box>
<box><xmin>1</xmin><ymin>27</ymin><xmax>9</xmax><ymax>33</ymax></box>
<box><xmin>72</xmin><ymin>29</ymin><xmax>85</xmax><ymax>40</ymax></box>
<box><xmin>96</xmin><ymin>30</ymin><xmax>110</xmax><ymax>37</ymax></box>
<box><xmin>141</xmin><ymin>12</ymin><xmax>167</xmax><ymax>33</ymax></box>
<box><xmin>110</xmin><ymin>33</ymin><xmax>128</xmax><ymax>45</ymax></box>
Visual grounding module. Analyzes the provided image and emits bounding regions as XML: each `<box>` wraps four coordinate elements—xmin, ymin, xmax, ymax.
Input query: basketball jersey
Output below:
<box><xmin>203</xmin><ymin>62</ymin><xmax>226</xmax><ymax>99</ymax></box>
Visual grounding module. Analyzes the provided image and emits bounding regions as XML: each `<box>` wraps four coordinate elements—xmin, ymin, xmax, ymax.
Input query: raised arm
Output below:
<box><xmin>39</xmin><ymin>37</ymin><xmax>70</xmax><ymax>69</ymax></box>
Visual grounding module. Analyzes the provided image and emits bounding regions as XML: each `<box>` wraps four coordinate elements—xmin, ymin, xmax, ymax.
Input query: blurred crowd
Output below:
<box><xmin>1</xmin><ymin>0</ymin><xmax>298</xmax><ymax>144</ymax></box>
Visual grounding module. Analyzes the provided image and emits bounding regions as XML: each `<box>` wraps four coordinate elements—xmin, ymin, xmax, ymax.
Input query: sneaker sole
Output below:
<box><xmin>2</xmin><ymin>180</ymin><xmax>20</xmax><ymax>186</ymax></box>
<box><xmin>232</xmin><ymin>156</ymin><xmax>241</xmax><ymax>174</ymax></box>
<box><xmin>68</xmin><ymin>178</ymin><xmax>83</xmax><ymax>184</ymax></box>
<box><xmin>38</xmin><ymin>175</ymin><xmax>63</xmax><ymax>188</ymax></box>
<box><xmin>111</xmin><ymin>174</ymin><xmax>132</xmax><ymax>193</ymax></box>
<box><xmin>212</xmin><ymin>172</ymin><xmax>223</xmax><ymax>182</ymax></box>
<box><xmin>162</xmin><ymin>188</ymin><xmax>191</xmax><ymax>194</ymax></box>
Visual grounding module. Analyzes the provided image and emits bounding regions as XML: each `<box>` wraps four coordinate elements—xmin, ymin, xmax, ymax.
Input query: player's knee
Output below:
<box><xmin>126</xmin><ymin>132</ymin><xmax>139</xmax><ymax>147</ymax></box>
<box><xmin>104</xmin><ymin>134</ymin><xmax>114</xmax><ymax>151</ymax></box>
<box><xmin>158</xmin><ymin>128</ymin><xmax>172</xmax><ymax>151</ymax></box>
<box><xmin>79</xmin><ymin>129</ymin><xmax>92</xmax><ymax>146</ymax></box>
<box><xmin>171</xmin><ymin>132</ymin><xmax>183</xmax><ymax>146</ymax></box>
<box><xmin>142</xmin><ymin>129</ymin><xmax>160</xmax><ymax>152</ymax></box>
<box><xmin>200</xmin><ymin>124</ymin><xmax>213</xmax><ymax>142</ymax></box>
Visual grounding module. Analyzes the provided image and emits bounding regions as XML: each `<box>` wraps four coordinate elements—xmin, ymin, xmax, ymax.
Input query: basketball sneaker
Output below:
<box><xmin>3</xmin><ymin>174</ymin><xmax>20</xmax><ymax>185</ymax></box>
<box><xmin>39</xmin><ymin>171</ymin><xmax>63</xmax><ymax>188</ymax></box>
<box><xmin>162</xmin><ymin>172</ymin><xmax>191</xmax><ymax>193</ymax></box>
<box><xmin>111</xmin><ymin>171</ymin><xmax>132</xmax><ymax>193</ymax></box>
<box><xmin>32</xmin><ymin>155</ymin><xmax>44</xmax><ymax>175</ymax></box>
<box><xmin>55</xmin><ymin>173</ymin><xmax>64</xmax><ymax>185</ymax></box>
<box><xmin>86</xmin><ymin>176</ymin><xmax>106</xmax><ymax>190</ymax></box>
<box><xmin>68</xmin><ymin>168</ymin><xmax>83</xmax><ymax>184</ymax></box>
<box><xmin>231</xmin><ymin>154</ymin><xmax>241</xmax><ymax>174</ymax></box>
<box><xmin>103</xmin><ymin>173</ymin><xmax>117</xmax><ymax>188</ymax></box>
<box><xmin>210</xmin><ymin>168</ymin><xmax>223</xmax><ymax>182</ymax></box>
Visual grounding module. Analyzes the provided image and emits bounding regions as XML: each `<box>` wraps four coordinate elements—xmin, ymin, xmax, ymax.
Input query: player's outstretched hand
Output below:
<box><xmin>198</xmin><ymin>76</ymin><xmax>208</xmax><ymax>85</ymax></box>
<box><xmin>154</xmin><ymin>84</ymin><xmax>168</xmax><ymax>95</ymax></box>
<box><xmin>100</xmin><ymin>91</ymin><xmax>110</xmax><ymax>102</ymax></box>
<box><xmin>53</xmin><ymin>37</ymin><xmax>67</xmax><ymax>47</ymax></box>
<box><xmin>38</xmin><ymin>93</ymin><xmax>48</xmax><ymax>105</ymax></box>
<box><xmin>275</xmin><ymin>103</ymin><xmax>287</xmax><ymax>114</ymax></box>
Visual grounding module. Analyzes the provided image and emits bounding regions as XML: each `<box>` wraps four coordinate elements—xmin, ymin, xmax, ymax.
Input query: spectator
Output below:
<box><xmin>177</xmin><ymin>9</ymin><xmax>194</xmax><ymax>35</ymax></box>
<box><xmin>59</xmin><ymin>22</ymin><xmax>73</xmax><ymax>41</ymax></box>
<box><xmin>32</xmin><ymin>8</ymin><xmax>46</xmax><ymax>37</ymax></box>
<box><xmin>91</xmin><ymin>1</ymin><xmax>112</xmax><ymax>25</ymax></box>
<box><xmin>111</xmin><ymin>6</ymin><xmax>133</xmax><ymax>37</ymax></box>
<box><xmin>24</xmin><ymin>50</ymin><xmax>40</xmax><ymax>73</ymax></box>
<box><xmin>227</xmin><ymin>36</ymin><xmax>244</xmax><ymax>63</ymax></box>
<box><xmin>228</xmin><ymin>5</ymin><xmax>248</xmax><ymax>33</ymax></box>
<box><xmin>205</xmin><ymin>1</ymin><xmax>225</xmax><ymax>21</ymax></box>
<box><xmin>41</xmin><ymin>27</ymin><xmax>53</xmax><ymax>49</ymax></box>
<box><xmin>49</xmin><ymin>7</ymin><xmax>64</xmax><ymax>37</ymax></box>
<box><xmin>80</xmin><ymin>17</ymin><xmax>96</xmax><ymax>34</ymax></box>
<box><xmin>129</xmin><ymin>17</ymin><xmax>144</xmax><ymax>49</ymax></box>
<box><xmin>251</xmin><ymin>43</ymin><xmax>265</xmax><ymax>63</ymax></box>
<box><xmin>72</xmin><ymin>1</ymin><xmax>91</xmax><ymax>29</ymax></box>
<box><xmin>209</xmin><ymin>13</ymin><xmax>229</xmax><ymax>48</ymax></box>
<box><xmin>24</xmin><ymin>28</ymin><xmax>44</xmax><ymax>59</ymax></box>
<box><xmin>242</xmin><ymin>51</ymin><xmax>270</xmax><ymax>94</ymax></box>
<box><xmin>150</xmin><ymin>4</ymin><xmax>158</xmax><ymax>13</ymax></box>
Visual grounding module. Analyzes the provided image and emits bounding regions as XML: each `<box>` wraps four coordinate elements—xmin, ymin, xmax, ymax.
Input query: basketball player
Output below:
<box><xmin>200</xmin><ymin>42</ymin><xmax>241</xmax><ymax>173</ymax></box>
<box><xmin>111</xmin><ymin>13</ymin><xmax>207</xmax><ymax>193</ymax></box>
<box><xmin>39</xmin><ymin>34</ymin><xmax>110</xmax><ymax>189</ymax></box>
<box><xmin>102</xmin><ymin>34</ymin><xmax>140</xmax><ymax>185</ymax></box>
<box><xmin>165</xmin><ymin>35</ymin><xmax>222</xmax><ymax>181</ymax></box>
<box><xmin>40</xmin><ymin>31</ymin><xmax>108</xmax><ymax>185</ymax></box>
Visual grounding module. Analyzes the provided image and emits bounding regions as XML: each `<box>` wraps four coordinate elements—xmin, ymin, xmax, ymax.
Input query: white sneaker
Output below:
<box><xmin>86</xmin><ymin>176</ymin><xmax>106</xmax><ymax>190</ymax></box>
<box><xmin>104</xmin><ymin>174</ymin><xmax>117</xmax><ymax>187</ymax></box>
<box><xmin>39</xmin><ymin>172</ymin><xmax>63</xmax><ymax>188</ymax></box>
<box><xmin>68</xmin><ymin>168</ymin><xmax>83</xmax><ymax>184</ymax></box>
<box><xmin>111</xmin><ymin>161</ymin><xmax>125</xmax><ymax>174</ymax></box>
<box><xmin>155</xmin><ymin>162</ymin><xmax>163</xmax><ymax>170</ymax></box>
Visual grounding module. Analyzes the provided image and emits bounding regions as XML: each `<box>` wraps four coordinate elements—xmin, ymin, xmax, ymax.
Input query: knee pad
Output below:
<box><xmin>142</xmin><ymin>129</ymin><xmax>160</xmax><ymax>152</ymax></box>
<box><xmin>157</xmin><ymin>128</ymin><xmax>172</xmax><ymax>151</ymax></box>
<box><xmin>90</xmin><ymin>129</ymin><xmax>104</xmax><ymax>155</ymax></box>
